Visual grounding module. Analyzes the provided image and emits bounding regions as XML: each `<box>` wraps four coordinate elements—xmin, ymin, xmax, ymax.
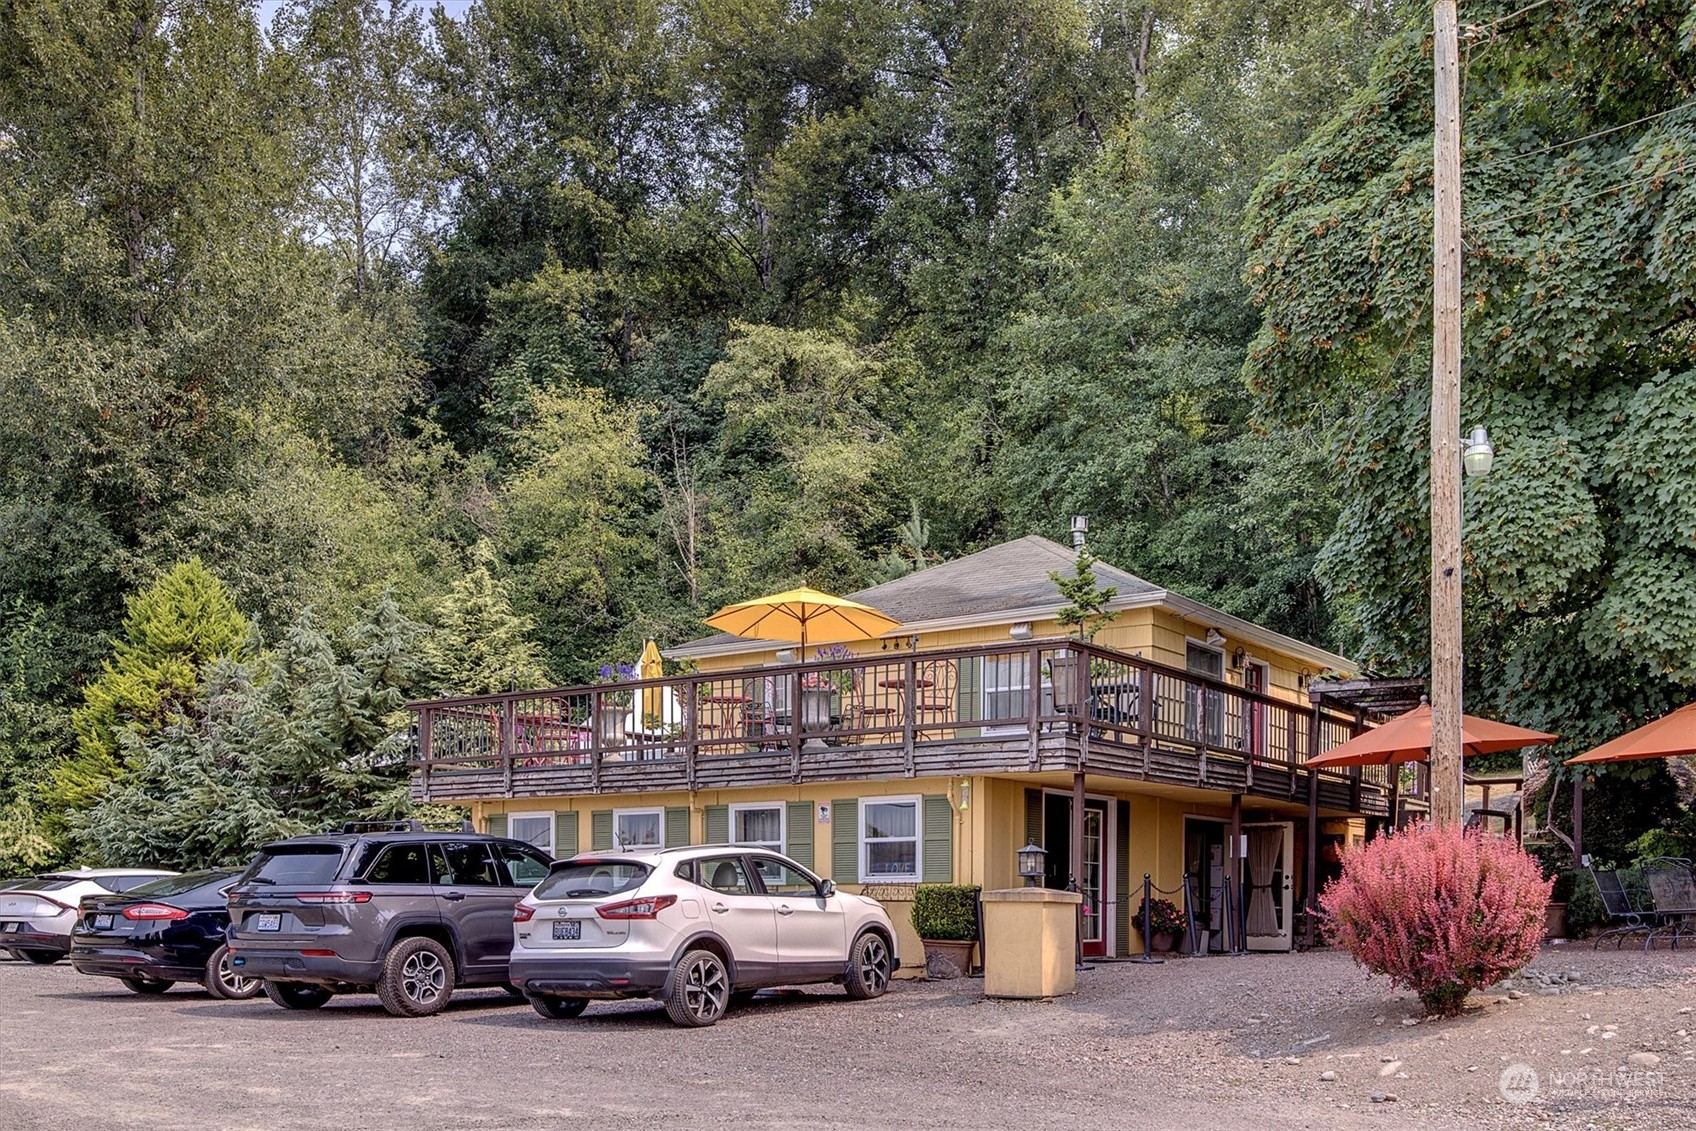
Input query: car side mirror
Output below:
<box><xmin>819</xmin><ymin>880</ymin><xmax>836</xmax><ymax>898</ymax></box>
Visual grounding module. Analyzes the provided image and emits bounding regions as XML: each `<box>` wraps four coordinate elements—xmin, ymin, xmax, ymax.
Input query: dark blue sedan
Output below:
<box><xmin>70</xmin><ymin>869</ymin><xmax>261</xmax><ymax>998</ymax></box>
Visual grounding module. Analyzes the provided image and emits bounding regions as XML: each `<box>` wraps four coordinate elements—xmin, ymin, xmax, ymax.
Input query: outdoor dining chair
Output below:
<box><xmin>1642</xmin><ymin>857</ymin><xmax>1696</xmax><ymax>950</ymax></box>
<box><xmin>1589</xmin><ymin>868</ymin><xmax>1652</xmax><ymax>949</ymax></box>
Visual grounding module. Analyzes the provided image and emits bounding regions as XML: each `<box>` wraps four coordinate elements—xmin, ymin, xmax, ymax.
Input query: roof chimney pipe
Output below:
<box><xmin>1070</xmin><ymin>515</ymin><xmax>1089</xmax><ymax>552</ymax></box>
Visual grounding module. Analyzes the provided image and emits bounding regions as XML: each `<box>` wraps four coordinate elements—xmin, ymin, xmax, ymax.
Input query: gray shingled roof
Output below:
<box><xmin>674</xmin><ymin>536</ymin><xmax>1164</xmax><ymax>653</ymax></box>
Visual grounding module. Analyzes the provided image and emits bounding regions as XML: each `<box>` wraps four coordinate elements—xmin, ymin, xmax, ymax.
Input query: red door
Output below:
<box><xmin>1245</xmin><ymin>662</ymin><xmax>1267</xmax><ymax>761</ymax></box>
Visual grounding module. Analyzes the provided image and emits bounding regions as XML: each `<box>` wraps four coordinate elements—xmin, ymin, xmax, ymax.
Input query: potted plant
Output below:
<box><xmin>1046</xmin><ymin>549</ymin><xmax>1120</xmax><ymax>709</ymax></box>
<box><xmin>799</xmin><ymin>644</ymin><xmax>855</xmax><ymax>732</ymax></box>
<box><xmin>911</xmin><ymin>884</ymin><xmax>980</xmax><ymax>979</ymax></box>
<box><xmin>594</xmin><ymin>662</ymin><xmax>636</xmax><ymax>744</ymax></box>
<box><xmin>1544</xmin><ymin>869</ymin><xmax>1575</xmax><ymax>940</ymax></box>
<box><xmin>1135</xmin><ymin>896</ymin><xmax>1186</xmax><ymax>952</ymax></box>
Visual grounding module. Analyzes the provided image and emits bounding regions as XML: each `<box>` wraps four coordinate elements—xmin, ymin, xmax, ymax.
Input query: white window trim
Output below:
<box><xmin>859</xmin><ymin>794</ymin><xmax>922</xmax><ymax>883</ymax></box>
<box><xmin>728</xmin><ymin>801</ymin><xmax>785</xmax><ymax>854</ymax></box>
<box><xmin>507</xmin><ymin>810</ymin><xmax>554</xmax><ymax>857</ymax></box>
<box><xmin>1184</xmin><ymin>637</ymin><xmax>1226</xmax><ymax>676</ymax></box>
<box><xmin>982</xmin><ymin>653</ymin><xmax>1046</xmax><ymax>737</ymax></box>
<box><xmin>613</xmin><ymin>806</ymin><xmax>665</xmax><ymax>850</ymax></box>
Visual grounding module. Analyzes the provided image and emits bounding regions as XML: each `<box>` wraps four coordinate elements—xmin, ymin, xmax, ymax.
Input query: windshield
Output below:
<box><xmin>125</xmin><ymin>870</ymin><xmax>241</xmax><ymax>899</ymax></box>
<box><xmin>532</xmin><ymin>859</ymin><xmax>650</xmax><ymax>901</ymax></box>
<box><xmin>241</xmin><ymin>846</ymin><xmax>346</xmax><ymax>887</ymax></box>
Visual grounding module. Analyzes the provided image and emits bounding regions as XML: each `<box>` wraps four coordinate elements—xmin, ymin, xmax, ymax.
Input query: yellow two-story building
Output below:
<box><xmin>410</xmin><ymin>536</ymin><xmax>1400</xmax><ymax>969</ymax></box>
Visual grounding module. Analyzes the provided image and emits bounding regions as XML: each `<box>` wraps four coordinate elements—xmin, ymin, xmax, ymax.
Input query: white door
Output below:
<box><xmin>1242</xmin><ymin>821</ymin><xmax>1294</xmax><ymax>952</ymax></box>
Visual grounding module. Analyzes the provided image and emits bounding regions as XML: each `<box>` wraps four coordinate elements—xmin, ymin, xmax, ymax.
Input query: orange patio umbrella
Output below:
<box><xmin>1567</xmin><ymin>702</ymin><xmax>1696</xmax><ymax>765</ymax></box>
<box><xmin>1307</xmin><ymin>703</ymin><xmax>1557</xmax><ymax>769</ymax></box>
<box><xmin>704</xmin><ymin>585</ymin><xmax>901</xmax><ymax>653</ymax></box>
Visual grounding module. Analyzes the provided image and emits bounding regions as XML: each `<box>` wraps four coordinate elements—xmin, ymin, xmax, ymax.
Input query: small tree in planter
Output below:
<box><xmin>1321</xmin><ymin>822</ymin><xmax>1550</xmax><ymax>1018</ymax></box>
<box><xmin>911</xmin><ymin>884</ymin><xmax>980</xmax><ymax>979</ymax></box>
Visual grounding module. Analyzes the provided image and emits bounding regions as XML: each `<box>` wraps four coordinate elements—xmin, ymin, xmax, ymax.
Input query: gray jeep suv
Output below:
<box><xmin>226</xmin><ymin>821</ymin><xmax>551</xmax><ymax>1017</ymax></box>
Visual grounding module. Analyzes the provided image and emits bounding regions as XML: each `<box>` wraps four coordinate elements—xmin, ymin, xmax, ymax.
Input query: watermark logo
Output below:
<box><xmin>1499</xmin><ymin>1063</ymin><xmax>1540</xmax><ymax>1105</ymax></box>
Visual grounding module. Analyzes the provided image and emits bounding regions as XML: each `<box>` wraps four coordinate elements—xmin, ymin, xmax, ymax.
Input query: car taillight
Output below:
<box><xmin>513</xmin><ymin>903</ymin><xmax>535</xmax><ymax>923</ymax></box>
<box><xmin>122</xmin><ymin>903</ymin><xmax>189</xmax><ymax>921</ymax></box>
<box><xmin>595</xmin><ymin>895</ymin><xmax>677</xmax><ymax>920</ymax></box>
<box><xmin>293</xmin><ymin>892</ymin><xmax>373</xmax><ymax>904</ymax></box>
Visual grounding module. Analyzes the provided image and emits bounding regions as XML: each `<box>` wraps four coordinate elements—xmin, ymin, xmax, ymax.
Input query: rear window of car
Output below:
<box><xmin>126</xmin><ymin>871</ymin><xmax>239</xmax><ymax>899</ymax></box>
<box><xmin>532</xmin><ymin>860</ymin><xmax>650</xmax><ymax>901</ymax></box>
<box><xmin>30</xmin><ymin>877</ymin><xmax>81</xmax><ymax>892</ymax></box>
<box><xmin>243</xmin><ymin>846</ymin><xmax>346</xmax><ymax>886</ymax></box>
<box><xmin>107</xmin><ymin>874</ymin><xmax>172</xmax><ymax>892</ymax></box>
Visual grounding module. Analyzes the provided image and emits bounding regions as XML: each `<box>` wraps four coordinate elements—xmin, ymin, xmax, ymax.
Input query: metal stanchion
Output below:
<box><xmin>1132</xmin><ymin>874</ymin><xmax>1160</xmax><ymax>963</ymax></box>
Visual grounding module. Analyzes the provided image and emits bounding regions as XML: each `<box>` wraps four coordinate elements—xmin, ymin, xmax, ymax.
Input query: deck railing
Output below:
<box><xmin>410</xmin><ymin>640</ymin><xmax>1382</xmax><ymax>800</ymax></box>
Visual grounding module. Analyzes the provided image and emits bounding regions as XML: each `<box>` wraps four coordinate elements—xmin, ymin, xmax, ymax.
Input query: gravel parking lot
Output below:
<box><xmin>2</xmin><ymin>946</ymin><xmax>1692</xmax><ymax>1130</ymax></box>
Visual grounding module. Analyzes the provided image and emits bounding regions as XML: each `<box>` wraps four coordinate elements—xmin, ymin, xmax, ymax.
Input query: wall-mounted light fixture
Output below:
<box><xmin>1230</xmin><ymin>648</ymin><xmax>1245</xmax><ymax>670</ymax></box>
<box><xmin>1009</xmin><ymin>622</ymin><xmax>1033</xmax><ymax>641</ymax></box>
<box><xmin>1463</xmin><ymin>425</ymin><xmax>1495</xmax><ymax>478</ymax></box>
<box><xmin>1204</xmin><ymin>628</ymin><xmax>1226</xmax><ymax>648</ymax></box>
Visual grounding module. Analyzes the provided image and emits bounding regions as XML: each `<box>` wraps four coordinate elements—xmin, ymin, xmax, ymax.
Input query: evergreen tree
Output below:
<box><xmin>426</xmin><ymin>544</ymin><xmax>551</xmax><ymax>695</ymax></box>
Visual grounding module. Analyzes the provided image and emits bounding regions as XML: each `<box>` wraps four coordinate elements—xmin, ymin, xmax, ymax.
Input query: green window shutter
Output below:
<box><xmin>955</xmin><ymin>657</ymin><xmax>983</xmax><ymax>738</ymax></box>
<box><xmin>664</xmin><ymin>806</ymin><xmax>690</xmax><ymax>848</ymax></box>
<box><xmin>553</xmin><ymin>811</ymin><xmax>578</xmax><ymax>859</ymax></box>
<box><xmin>785</xmin><ymin>801</ymin><xmax>814</xmax><ymax>870</ymax></box>
<box><xmin>921</xmin><ymin>795</ymin><xmax>953</xmax><ymax>883</ymax></box>
<box><xmin>1115</xmin><ymin>800</ymin><xmax>1132</xmax><ymax>957</ymax></box>
<box><xmin>590</xmin><ymin>809</ymin><xmax>613</xmax><ymax>851</ymax></box>
<box><xmin>704</xmin><ymin>805</ymin><xmax>729</xmax><ymax>844</ymax></box>
<box><xmin>485</xmin><ymin>813</ymin><xmax>507</xmax><ymax>839</ymax></box>
<box><xmin>1024</xmin><ymin>788</ymin><xmax>1043</xmax><ymax>848</ymax></box>
<box><xmin>831</xmin><ymin>799</ymin><xmax>858</xmax><ymax>884</ymax></box>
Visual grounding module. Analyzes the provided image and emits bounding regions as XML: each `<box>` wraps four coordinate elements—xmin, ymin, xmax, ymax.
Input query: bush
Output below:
<box><xmin>910</xmin><ymin>884</ymin><xmax>980</xmax><ymax>941</ymax></box>
<box><xmin>1134</xmin><ymin>896</ymin><xmax>1186</xmax><ymax>937</ymax></box>
<box><xmin>1320</xmin><ymin>822</ymin><xmax>1551</xmax><ymax>1018</ymax></box>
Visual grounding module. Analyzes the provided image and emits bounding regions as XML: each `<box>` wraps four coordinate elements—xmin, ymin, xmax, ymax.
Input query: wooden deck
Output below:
<box><xmin>408</xmin><ymin>640</ymin><xmax>1397</xmax><ymax>815</ymax></box>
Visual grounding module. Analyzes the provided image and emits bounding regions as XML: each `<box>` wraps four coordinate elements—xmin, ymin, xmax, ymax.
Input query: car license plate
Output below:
<box><xmin>93</xmin><ymin>914</ymin><xmax>113</xmax><ymax>930</ymax></box>
<box><xmin>551</xmin><ymin>919</ymin><xmax>581</xmax><ymax>941</ymax></box>
<box><xmin>253</xmin><ymin>913</ymin><xmax>282</xmax><ymax>932</ymax></box>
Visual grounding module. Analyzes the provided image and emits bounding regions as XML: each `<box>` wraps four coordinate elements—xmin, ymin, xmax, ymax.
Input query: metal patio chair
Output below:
<box><xmin>1589</xmin><ymin>868</ymin><xmax>1651</xmax><ymax>949</ymax></box>
<box><xmin>1642</xmin><ymin>857</ymin><xmax>1696</xmax><ymax>950</ymax></box>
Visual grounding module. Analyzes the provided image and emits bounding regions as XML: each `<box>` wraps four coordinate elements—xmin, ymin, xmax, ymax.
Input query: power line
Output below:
<box><xmin>1467</xmin><ymin>103</ymin><xmax>1692</xmax><ymax>174</ymax></box>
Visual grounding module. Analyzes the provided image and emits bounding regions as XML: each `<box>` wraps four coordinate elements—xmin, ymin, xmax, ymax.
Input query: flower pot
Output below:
<box><xmin>920</xmin><ymin>938</ymin><xmax>974</xmax><ymax>980</ymax></box>
<box><xmin>1150</xmin><ymin>931</ymin><xmax>1176</xmax><ymax>953</ymax></box>
<box><xmin>799</xmin><ymin>687</ymin><xmax>835</xmax><ymax>732</ymax></box>
<box><xmin>1543</xmin><ymin>901</ymin><xmax>1568</xmax><ymax>941</ymax></box>
<box><xmin>596</xmin><ymin>706</ymin><xmax>628</xmax><ymax>746</ymax></box>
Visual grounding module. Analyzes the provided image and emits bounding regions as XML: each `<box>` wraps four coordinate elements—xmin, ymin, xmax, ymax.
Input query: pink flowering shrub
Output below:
<box><xmin>1320</xmin><ymin>822</ymin><xmax>1551</xmax><ymax>1018</ymax></box>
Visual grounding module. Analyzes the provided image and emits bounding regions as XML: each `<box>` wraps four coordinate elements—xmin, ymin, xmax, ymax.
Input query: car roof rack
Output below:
<box><xmin>335</xmin><ymin>818</ymin><xmax>479</xmax><ymax>835</ymax></box>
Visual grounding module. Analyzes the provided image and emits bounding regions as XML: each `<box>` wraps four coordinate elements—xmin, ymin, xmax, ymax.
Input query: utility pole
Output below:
<box><xmin>1429</xmin><ymin>0</ymin><xmax>1464</xmax><ymax>827</ymax></box>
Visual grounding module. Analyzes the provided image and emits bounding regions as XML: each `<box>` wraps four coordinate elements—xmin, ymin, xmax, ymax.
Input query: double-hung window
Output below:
<box><xmin>508</xmin><ymin>811</ymin><xmax>554</xmax><ymax>856</ymax></box>
<box><xmin>613</xmin><ymin>808</ymin><xmax>663</xmax><ymax>850</ymax></box>
<box><xmin>861</xmin><ymin>797</ymin><xmax>920</xmax><ymax>881</ymax></box>
<box><xmin>730</xmin><ymin>803</ymin><xmax>784</xmax><ymax>852</ymax></box>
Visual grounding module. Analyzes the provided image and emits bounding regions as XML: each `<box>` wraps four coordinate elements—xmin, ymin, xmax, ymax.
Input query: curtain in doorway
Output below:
<box><xmin>1246</xmin><ymin>827</ymin><xmax>1282</xmax><ymax>937</ymax></box>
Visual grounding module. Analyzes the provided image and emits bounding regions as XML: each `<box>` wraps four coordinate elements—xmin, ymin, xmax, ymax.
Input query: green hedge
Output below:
<box><xmin>911</xmin><ymin>884</ymin><xmax>979</xmax><ymax>941</ymax></box>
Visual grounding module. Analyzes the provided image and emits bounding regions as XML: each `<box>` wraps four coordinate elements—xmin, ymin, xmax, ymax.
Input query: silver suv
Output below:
<box><xmin>226</xmin><ymin>821</ymin><xmax>552</xmax><ymax>1017</ymax></box>
<box><xmin>511</xmin><ymin>845</ymin><xmax>896</xmax><ymax>1027</ymax></box>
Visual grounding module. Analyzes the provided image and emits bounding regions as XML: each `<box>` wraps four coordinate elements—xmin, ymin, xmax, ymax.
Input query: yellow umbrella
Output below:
<box><xmin>704</xmin><ymin>585</ymin><xmax>902</xmax><ymax>653</ymax></box>
<box><xmin>637</xmin><ymin>639</ymin><xmax>665</xmax><ymax>725</ymax></box>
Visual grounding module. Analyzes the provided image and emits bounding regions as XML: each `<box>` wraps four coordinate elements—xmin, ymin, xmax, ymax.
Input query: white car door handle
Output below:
<box><xmin>711</xmin><ymin>903</ymin><xmax>729</xmax><ymax>914</ymax></box>
<box><xmin>776</xmin><ymin>905</ymin><xmax>794</xmax><ymax>916</ymax></box>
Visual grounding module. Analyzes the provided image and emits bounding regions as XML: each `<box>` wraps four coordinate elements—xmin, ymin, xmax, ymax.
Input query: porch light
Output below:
<box><xmin>1463</xmin><ymin>425</ymin><xmax>1495</xmax><ymax>478</ymax></box>
<box><xmin>1009</xmin><ymin>622</ymin><xmax>1033</xmax><ymax>641</ymax></box>
<box><xmin>1017</xmin><ymin>843</ymin><xmax>1047</xmax><ymax>887</ymax></box>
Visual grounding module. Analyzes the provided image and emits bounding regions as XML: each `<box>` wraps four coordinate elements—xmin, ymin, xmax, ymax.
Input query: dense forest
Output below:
<box><xmin>2</xmin><ymin>0</ymin><xmax>1692</xmax><ymax>871</ymax></box>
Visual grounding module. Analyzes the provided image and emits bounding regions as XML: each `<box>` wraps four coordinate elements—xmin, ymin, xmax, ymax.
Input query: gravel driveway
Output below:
<box><xmin>2</xmin><ymin>946</ymin><xmax>1691</xmax><ymax>1130</ymax></box>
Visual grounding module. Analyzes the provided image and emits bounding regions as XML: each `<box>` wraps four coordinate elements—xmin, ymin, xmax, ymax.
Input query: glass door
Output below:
<box><xmin>1080</xmin><ymin>802</ymin><xmax>1106</xmax><ymax>957</ymax></box>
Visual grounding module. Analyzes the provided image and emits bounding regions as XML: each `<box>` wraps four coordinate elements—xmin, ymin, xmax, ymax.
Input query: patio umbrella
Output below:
<box><xmin>1567</xmin><ymin>701</ymin><xmax>1696</xmax><ymax>765</ymax></box>
<box><xmin>1306</xmin><ymin>703</ymin><xmax>1557</xmax><ymax>769</ymax></box>
<box><xmin>704</xmin><ymin>585</ymin><xmax>902</xmax><ymax>653</ymax></box>
<box><xmin>637</xmin><ymin>639</ymin><xmax>665</xmax><ymax>726</ymax></box>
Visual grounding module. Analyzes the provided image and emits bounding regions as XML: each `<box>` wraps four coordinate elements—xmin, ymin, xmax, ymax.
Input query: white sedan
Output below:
<box><xmin>1</xmin><ymin>869</ymin><xmax>179</xmax><ymax>964</ymax></box>
<box><xmin>509</xmin><ymin>845</ymin><xmax>896</xmax><ymax>1027</ymax></box>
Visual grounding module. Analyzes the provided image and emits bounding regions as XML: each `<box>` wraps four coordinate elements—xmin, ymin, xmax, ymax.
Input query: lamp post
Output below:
<box><xmin>1016</xmin><ymin>843</ymin><xmax>1046</xmax><ymax>888</ymax></box>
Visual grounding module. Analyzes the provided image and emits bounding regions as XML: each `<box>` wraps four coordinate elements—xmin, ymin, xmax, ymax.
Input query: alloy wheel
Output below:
<box><xmin>401</xmin><ymin>949</ymin><xmax>446</xmax><ymax>1006</ymax></box>
<box><xmin>858</xmin><ymin>936</ymin><xmax>890</xmax><ymax>995</ymax></box>
<box><xmin>681</xmin><ymin>953</ymin><xmax>728</xmax><ymax>1024</ymax></box>
<box><xmin>216</xmin><ymin>950</ymin><xmax>260</xmax><ymax>998</ymax></box>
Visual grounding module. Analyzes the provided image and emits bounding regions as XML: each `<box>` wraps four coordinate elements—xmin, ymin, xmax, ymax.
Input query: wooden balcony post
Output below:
<box><xmin>1303</xmin><ymin>687</ymin><xmax>1324</xmax><ymax>949</ymax></box>
<box><xmin>1138</xmin><ymin>662</ymin><xmax>1154</xmax><ymax>777</ymax></box>
<box><xmin>902</xmin><ymin>654</ymin><xmax>916</xmax><ymax>776</ymax></box>
<box><xmin>590</xmin><ymin>689</ymin><xmax>603</xmax><ymax>794</ymax></box>
<box><xmin>1027</xmin><ymin>644</ymin><xmax>1042</xmax><ymax>769</ymax></box>
<box><xmin>418</xmin><ymin>708</ymin><xmax>433</xmax><ymax>803</ymax></box>
<box><xmin>790</xmin><ymin>666</ymin><xmax>804</xmax><ymax>784</ymax></box>
<box><xmin>685</xmin><ymin>678</ymin><xmax>699</xmax><ymax>790</ymax></box>
<box><xmin>501</xmin><ymin>698</ymin><xmax>516</xmax><ymax>799</ymax></box>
